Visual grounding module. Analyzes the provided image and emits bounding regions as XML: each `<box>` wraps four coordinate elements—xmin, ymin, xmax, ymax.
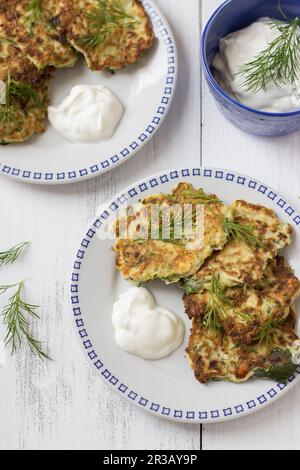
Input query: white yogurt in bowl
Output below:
<box><xmin>213</xmin><ymin>17</ymin><xmax>300</xmax><ymax>113</ymax></box>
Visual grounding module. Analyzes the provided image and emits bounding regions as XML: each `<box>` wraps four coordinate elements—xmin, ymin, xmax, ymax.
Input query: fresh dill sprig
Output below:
<box><xmin>255</xmin><ymin>315</ymin><xmax>278</xmax><ymax>346</ymax></box>
<box><xmin>239</xmin><ymin>312</ymin><xmax>253</xmax><ymax>323</ymax></box>
<box><xmin>0</xmin><ymin>284</ymin><xmax>18</xmax><ymax>296</ymax></box>
<box><xmin>0</xmin><ymin>242</ymin><xmax>30</xmax><ymax>269</ymax></box>
<box><xmin>203</xmin><ymin>273</ymin><xmax>232</xmax><ymax>332</ymax></box>
<box><xmin>172</xmin><ymin>189</ymin><xmax>220</xmax><ymax>205</ymax></box>
<box><xmin>9</xmin><ymin>77</ymin><xmax>42</xmax><ymax>108</ymax></box>
<box><xmin>25</xmin><ymin>0</ymin><xmax>42</xmax><ymax>34</ymax></box>
<box><xmin>223</xmin><ymin>218</ymin><xmax>265</xmax><ymax>248</ymax></box>
<box><xmin>1</xmin><ymin>281</ymin><xmax>51</xmax><ymax>360</ymax></box>
<box><xmin>238</xmin><ymin>12</ymin><xmax>300</xmax><ymax>92</ymax></box>
<box><xmin>78</xmin><ymin>0</ymin><xmax>138</xmax><ymax>49</ymax></box>
<box><xmin>149</xmin><ymin>207</ymin><xmax>194</xmax><ymax>244</ymax></box>
<box><xmin>0</xmin><ymin>71</ymin><xmax>42</xmax><ymax>128</ymax></box>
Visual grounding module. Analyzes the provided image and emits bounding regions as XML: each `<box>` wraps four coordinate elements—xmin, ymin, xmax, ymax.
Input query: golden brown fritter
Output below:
<box><xmin>186</xmin><ymin>310</ymin><xmax>299</xmax><ymax>384</ymax></box>
<box><xmin>0</xmin><ymin>38</ymin><xmax>53</xmax><ymax>143</ymax></box>
<box><xmin>0</xmin><ymin>0</ymin><xmax>77</xmax><ymax>69</ymax></box>
<box><xmin>55</xmin><ymin>0</ymin><xmax>154</xmax><ymax>71</ymax></box>
<box><xmin>113</xmin><ymin>183</ymin><xmax>233</xmax><ymax>284</ymax></box>
<box><xmin>182</xmin><ymin>200</ymin><xmax>292</xmax><ymax>293</ymax></box>
<box><xmin>183</xmin><ymin>257</ymin><xmax>300</xmax><ymax>345</ymax></box>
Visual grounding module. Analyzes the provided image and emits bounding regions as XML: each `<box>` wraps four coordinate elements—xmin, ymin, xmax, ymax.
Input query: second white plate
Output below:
<box><xmin>0</xmin><ymin>1</ymin><xmax>177</xmax><ymax>185</ymax></box>
<box><xmin>70</xmin><ymin>167</ymin><xmax>300</xmax><ymax>423</ymax></box>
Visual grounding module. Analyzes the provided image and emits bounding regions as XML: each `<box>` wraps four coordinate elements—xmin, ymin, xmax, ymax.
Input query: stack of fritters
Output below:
<box><xmin>184</xmin><ymin>257</ymin><xmax>300</xmax><ymax>346</ymax></box>
<box><xmin>181</xmin><ymin>200</ymin><xmax>292</xmax><ymax>293</ymax></box>
<box><xmin>0</xmin><ymin>0</ymin><xmax>76</xmax><ymax>143</ymax></box>
<box><xmin>0</xmin><ymin>0</ymin><xmax>153</xmax><ymax>142</ymax></box>
<box><xmin>113</xmin><ymin>183</ymin><xmax>300</xmax><ymax>384</ymax></box>
<box><xmin>0</xmin><ymin>0</ymin><xmax>77</xmax><ymax>69</ymax></box>
<box><xmin>186</xmin><ymin>308</ymin><xmax>298</xmax><ymax>384</ymax></box>
<box><xmin>0</xmin><ymin>38</ymin><xmax>54</xmax><ymax>143</ymax></box>
<box><xmin>183</xmin><ymin>201</ymin><xmax>300</xmax><ymax>384</ymax></box>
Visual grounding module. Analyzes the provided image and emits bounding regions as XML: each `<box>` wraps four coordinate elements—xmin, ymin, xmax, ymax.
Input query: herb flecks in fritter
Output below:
<box><xmin>186</xmin><ymin>310</ymin><xmax>298</xmax><ymax>384</ymax></box>
<box><xmin>0</xmin><ymin>0</ymin><xmax>77</xmax><ymax>69</ymax></box>
<box><xmin>55</xmin><ymin>0</ymin><xmax>153</xmax><ymax>71</ymax></box>
<box><xmin>0</xmin><ymin>39</ymin><xmax>53</xmax><ymax>143</ymax></box>
<box><xmin>202</xmin><ymin>273</ymin><xmax>233</xmax><ymax>333</ymax></box>
<box><xmin>78</xmin><ymin>0</ymin><xmax>140</xmax><ymax>50</ymax></box>
<box><xmin>181</xmin><ymin>200</ymin><xmax>292</xmax><ymax>293</ymax></box>
<box><xmin>113</xmin><ymin>183</ymin><xmax>233</xmax><ymax>285</ymax></box>
<box><xmin>184</xmin><ymin>257</ymin><xmax>300</xmax><ymax>346</ymax></box>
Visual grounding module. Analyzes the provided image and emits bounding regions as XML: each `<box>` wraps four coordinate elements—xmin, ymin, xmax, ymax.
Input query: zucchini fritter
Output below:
<box><xmin>183</xmin><ymin>257</ymin><xmax>300</xmax><ymax>345</ymax></box>
<box><xmin>114</xmin><ymin>183</ymin><xmax>233</xmax><ymax>284</ymax></box>
<box><xmin>182</xmin><ymin>200</ymin><xmax>292</xmax><ymax>293</ymax></box>
<box><xmin>55</xmin><ymin>0</ymin><xmax>154</xmax><ymax>71</ymax></box>
<box><xmin>186</xmin><ymin>310</ymin><xmax>299</xmax><ymax>384</ymax></box>
<box><xmin>0</xmin><ymin>39</ymin><xmax>53</xmax><ymax>143</ymax></box>
<box><xmin>0</xmin><ymin>0</ymin><xmax>77</xmax><ymax>69</ymax></box>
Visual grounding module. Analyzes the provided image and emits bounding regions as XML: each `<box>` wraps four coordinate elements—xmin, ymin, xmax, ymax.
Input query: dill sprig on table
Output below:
<box><xmin>25</xmin><ymin>0</ymin><xmax>42</xmax><ymax>34</ymax></box>
<box><xmin>1</xmin><ymin>281</ymin><xmax>51</xmax><ymax>360</ymax></box>
<box><xmin>203</xmin><ymin>273</ymin><xmax>232</xmax><ymax>332</ymax></box>
<box><xmin>0</xmin><ymin>242</ymin><xmax>30</xmax><ymax>269</ymax></box>
<box><xmin>78</xmin><ymin>0</ymin><xmax>138</xmax><ymax>49</ymax></box>
<box><xmin>238</xmin><ymin>15</ymin><xmax>300</xmax><ymax>92</ymax></box>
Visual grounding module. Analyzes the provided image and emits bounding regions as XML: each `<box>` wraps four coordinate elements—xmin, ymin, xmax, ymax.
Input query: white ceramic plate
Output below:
<box><xmin>70</xmin><ymin>168</ymin><xmax>300</xmax><ymax>423</ymax></box>
<box><xmin>0</xmin><ymin>1</ymin><xmax>177</xmax><ymax>185</ymax></box>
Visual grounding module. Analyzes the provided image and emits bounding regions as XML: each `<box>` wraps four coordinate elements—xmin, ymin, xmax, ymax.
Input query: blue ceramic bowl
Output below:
<box><xmin>202</xmin><ymin>0</ymin><xmax>300</xmax><ymax>136</ymax></box>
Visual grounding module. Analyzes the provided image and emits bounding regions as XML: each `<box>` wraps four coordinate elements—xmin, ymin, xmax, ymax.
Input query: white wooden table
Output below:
<box><xmin>1</xmin><ymin>0</ymin><xmax>300</xmax><ymax>451</ymax></box>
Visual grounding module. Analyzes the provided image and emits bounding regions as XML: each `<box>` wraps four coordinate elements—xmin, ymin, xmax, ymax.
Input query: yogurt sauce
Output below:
<box><xmin>112</xmin><ymin>287</ymin><xmax>185</xmax><ymax>360</ymax></box>
<box><xmin>213</xmin><ymin>18</ymin><xmax>300</xmax><ymax>113</ymax></box>
<box><xmin>48</xmin><ymin>84</ymin><xmax>124</xmax><ymax>143</ymax></box>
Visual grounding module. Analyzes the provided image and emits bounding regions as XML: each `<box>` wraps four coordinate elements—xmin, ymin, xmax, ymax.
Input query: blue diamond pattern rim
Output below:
<box><xmin>0</xmin><ymin>0</ymin><xmax>177</xmax><ymax>185</ymax></box>
<box><xmin>70</xmin><ymin>167</ymin><xmax>300</xmax><ymax>423</ymax></box>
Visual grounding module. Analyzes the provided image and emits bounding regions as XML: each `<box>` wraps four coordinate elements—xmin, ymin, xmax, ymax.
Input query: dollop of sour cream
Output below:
<box><xmin>291</xmin><ymin>340</ymin><xmax>300</xmax><ymax>365</ymax></box>
<box><xmin>213</xmin><ymin>18</ymin><xmax>300</xmax><ymax>113</ymax></box>
<box><xmin>48</xmin><ymin>84</ymin><xmax>124</xmax><ymax>143</ymax></box>
<box><xmin>112</xmin><ymin>287</ymin><xmax>185</xmax><ymax>360</ymax></box>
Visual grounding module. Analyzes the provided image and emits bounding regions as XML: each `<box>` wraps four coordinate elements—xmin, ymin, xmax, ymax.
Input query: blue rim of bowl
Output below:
<box><xmin>0</xmin><ymin>0</ymin><xmax>178</xmax><ymax>185</ymax></box>
<box><xmin>70</xmin><ymin>167</ymin><xmax>300</xmax><ymax>424</ymax></box>
<box><xmin>201</xmin><ymin>0</ymin><xmax>300</xmax><ymax>119</ymax></box>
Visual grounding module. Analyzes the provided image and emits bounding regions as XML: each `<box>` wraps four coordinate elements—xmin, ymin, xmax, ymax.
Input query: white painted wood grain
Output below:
<box><xmin>201</xmin><ymin>0</ymin><xmax>300</xmax><ymax>450</ymax></box>
<box><xmin>3</xmin><ymin>0</ymin><xmax>299</xmax><ymax>451</ymax></box>
<box><xmin>0</xmin><ymin>0</ymin><xmax>202</xmax><ymax>451</ymax></box>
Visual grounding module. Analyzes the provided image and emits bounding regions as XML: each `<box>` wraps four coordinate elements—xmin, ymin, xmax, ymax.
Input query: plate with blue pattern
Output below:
<box><xmin>0</xmin><ymin>1</ymin><xmax>177</xmax><ymax>185</ymax></box>
<box><xmin>70</xmin><ymin>168</ymin><xmax>300</xmax><ymax>423</ymax></box>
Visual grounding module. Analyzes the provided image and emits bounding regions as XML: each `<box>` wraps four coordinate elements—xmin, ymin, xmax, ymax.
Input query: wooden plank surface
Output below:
<box><xmin>1</xmin><ymin>0</ymin><xmax>300</xmax><ymax>450</ymax></box>
<box><xmin>0</xmin><ymin>0</ymin><xmax>202</xmax><ymax>451</ymax></box>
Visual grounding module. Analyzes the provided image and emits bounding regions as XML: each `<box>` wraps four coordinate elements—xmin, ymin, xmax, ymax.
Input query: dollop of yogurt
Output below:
<box><xmin>213</xmin><ymin>18</ymin><xmax>300</xmax><ymax>113</ymax></box>
<box><xmin>291</xmin><ymin>340</ymin><xmax>300</xmax><ymax>365</ymax></box>
<box><xmin>48</xmin><ymin>84</ymin><xmax>124</xmax><ymax>143</ymax></box>
<box><xmin>112</xmin><ymin>287</ymin><xmax>185</xmax><ymax>360</ymax></box>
